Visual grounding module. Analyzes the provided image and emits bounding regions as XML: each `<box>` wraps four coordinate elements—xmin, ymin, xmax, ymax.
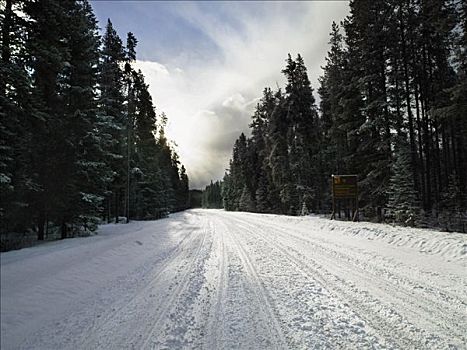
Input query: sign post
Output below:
<box><xmin>331</xmin><ymin>175</ymin><xmax>358</xmax><ymax>221</ymax></box>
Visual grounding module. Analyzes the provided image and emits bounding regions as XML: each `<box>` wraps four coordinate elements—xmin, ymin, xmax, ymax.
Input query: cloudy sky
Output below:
<box><xmin>90</xmin><ymin>1</ymin><xmax>350</xmax><ymax>189</ymax></box>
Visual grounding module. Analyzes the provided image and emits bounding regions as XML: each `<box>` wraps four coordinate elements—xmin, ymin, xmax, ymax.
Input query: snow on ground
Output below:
<box><xmin>1</xmin><ymin>209</ymin><xmax>466</xmax><ymax>349</ymax></box>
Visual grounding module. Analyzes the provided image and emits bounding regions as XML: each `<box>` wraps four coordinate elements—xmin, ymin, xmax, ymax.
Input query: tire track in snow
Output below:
<box><xmin>4</xmin><ymin>210</ymin><xmax>464</xmax><ymax>349</ymax></box>
<box><xmin>218</xmin><ymin>217</ymin><xmax>289</xmax><ymax>349</ymax></box>
<box><xmin>138</xmin><ymin>219</ymin><xmax>210</xmax><ymax>349</ymax></box>
<box><xmin>203</xmin><ymin>217</ymin><xmax>229</xmax><ymax>349</ymax></box>
<box><xmin>221</xmin><ymin>215</ymin><xmax>387</xmax><ymax>349</ymax></box>
<box><xmin>246</xmin><ymin>215</ymin><xmax>467</xmax><ymax>346</ymax></box>
<box><xmin>80</xmin><ymin>226</ymin><xmax>198</xmax><ymax>347</ymax></box>
<box><xmin>225</xmin><ymin>213</ymin><xmax>464</xmax><ymax>349</ymax></box>
<box><xmin>75</xmin><ymin>214</ymin><xmax>208</xmax><ymax>349</ymax></box>
<box><xmin>252</xmin><ymin>214</ymin><xmax>466</xmax><ymax>306</ymax></box>
<box><xmin>154</xmin><ymin>215</ymin><xmax>219</xmax><ymax>350</ymax></box>
<box><xmin>16</xmin><ymin>216</ymin><xmax>203</xmax><ymax>350</ymax></box>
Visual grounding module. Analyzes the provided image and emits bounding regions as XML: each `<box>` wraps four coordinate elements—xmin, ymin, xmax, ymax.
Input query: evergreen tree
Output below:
<box><xmin>301</xmin><ymin>200</ymin><xmax>310</xmax><ymax>216</ymax></box>
<box><xmin>202</xmin><ymin>180</ymin><xmax>223</xmax><ymax>209</ymax></box>
<box><xmin>255</xmin><ymin>176</ymin><xmax>270</xmax><ymax>213</ymax></box>
<box><xmin>23</xmin><ymin>0</ymin><xmax>65</xmax><ymax>239</ymax></box>
<box><xmin>0</xmin><ymin>0</ymin><xmax>34</xmax><ymax>233</ymax></box>
<box><xmin>221</xmin><ymin>170</ymin><xmax>236</xmax><ymax>211</ymax></box>
<box><xmin>344</xmin><ymin>0</ymin><xmax>392</xmax><ymax>221</ymax></box>
<box><xmin>266</xmin><ymin>89</ymin><xmax>291</xmax><ymax>213</ymax></box>
<box><xmin>239</xmin><ymin>185</ymin><xmax>255</xmax><ymax>212</ymax></box>
<box><xmin>220</xmin><ymin>1</ymin><xmax>465</xmax><ymax>230</ymax></box>
<box><xmin>1</xmin><ymin>3</ymin><xmax>191</xmax><ymax>248</ymax></box>
<box><xmin>253</xmin><ymin>88</ymin><xmax>281</xmax><ymax>213</ymax></box>
<box><xmin>24</xmin><ymin>0</ymin><xmax>106</xmax><ymax>238</ymax></box>
<box><xmin>438</xmin><ymin>173</ymin><xmax>464</xmax><ymax>232</ymax></box>
<box><xmin>179</xmin><ymin>165</ymin><xmax>190</xmax><ymax>210</ymax></box>
<box><xmin>282</xmin><ymin>54</ymin><xmax>321</xmax><ymax>213</ymax></box>
<box><xmin>318</xmin><ymin>22</ymin><xmax>345</xmax><ymax>176</ymax></box>
<box><xmin>57</xmin><ymin>0</ymin><xmax>106</xmax><ymax>236</ymax></box>
<box><xmin>131</xmin><ymin>70</ymin><xmax>161</xmax><ymax>219</ymax></box>
<box><xmin>98</xmin><ymin>18</ymin><xmax>126</xmax><ymax>223</ymax></box>
<box><xmin>386</xmin><ymin>137</ymin><xmax>420</xmax><ymax>226</ymax></box>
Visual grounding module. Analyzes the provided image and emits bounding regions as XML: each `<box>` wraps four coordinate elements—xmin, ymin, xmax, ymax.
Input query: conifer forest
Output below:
<box><xmin>0</xmin><ymin>0</ymin><xmax>189</xmax><ymax>245</ymax></box>
<box><xmin>1</xmin><ymin>0</ymin><xmax>466</xmax><ymax>250</ymax></box>
<box><xmin>215</xmin><ymin>0</ymin><xmax>467</xmax><ymax>231</ymax></box>
<box><xmin>1</xmin><ymin>2</ymin><xmax>466</xmax><ymax>348</ymax></box>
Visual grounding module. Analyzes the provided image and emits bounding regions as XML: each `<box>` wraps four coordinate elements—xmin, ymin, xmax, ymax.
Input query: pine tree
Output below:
<box><xmin>202</xmin><ymin>180</ymin><xmax>223</xmax><ymax>209</ymax></box>
<box><xmin>343</xmin><ymin>0</ymin><xmax>393</xmax><ymax>221</ymax></box>
<box><xmin>24</xmin><ymin>0</ymin><xmax>77</xmax><ymax>239</ymax></box>
<box><xmin>301</xmin><ymin>200</ymin><xmax>310</xmax><ymax>216</ymax></box>
<box><xmin>319</xmin><ymin>20</ymin><xmax>365</xmax><ymax>214</ymax></box>
<box><xmin>439</xmin><ymin>173</ymin><xmax>464</xmax><ymax>232</ymax></box>
<box><xmin>253</xmin><ymin>88</ymin><xmax>281</xmax><ymax>213</ymax></box>
<box><xmin>179</xmin><ymin>165</ymin><xmax>190</xmax><ymax>210</ymax></box>
<box><xmin>386</xmin><ymin>137</ymin><xmax>420</xmax><ymax>226</ymax></box>
<box><xmin>58</xmin><ymin>0</ymin><xmax>106</xmax><ymax>236</ymax></box>
<box><xmin>318</xmin><ymin>22</ymin><xmax>345</xmax><ymax>176</ymax></box>
<box><xmin>282</xmin><ymin>54</ymin><xmax>324</xmax><ymax>213</ymax></box>
<box><xmin>0</xmin><ymin>1</ymin><xmax>191</xmax><ymax>248</ymax></box>
<box><xmin>255</xmin><ymin>175</ymin><xmax>270</xmax><ymax>213</ymax></box>
<box><xmin>0</xmin><ymin>0</ymin><xmax>34</xmax><ymax>234</ymax></box>
<box><xmin>439</xmin><ymin>1</ymin><xmax>467</xmax><ymax>212</ymax></box>
<box><xmin>221</xmin><ymin>170</ymin><xmax>236</xmax><ymax>211</ymax></box>
<box><xmin>219</xmin><ymin>0</ymin><xmax>465</xmax><ymax>229</ymax></box>
<box><xmin>131</xmin><ymin>69</ymin><xmax>160</xmax><ymax>218</ymax></box>
<box><xmin>98</xmin><ymin>19</ymin><xmax>126</xmax><ymax>223</ymax></box>
<box><xmin>267</xmin><ymin>89</ymin><xmax>291</xmax><ymax>213</ymax></box>
<box><xmin>239</xmin><ymin>185</ymin><xmax>254</xmax><ymax>212</ymax></box>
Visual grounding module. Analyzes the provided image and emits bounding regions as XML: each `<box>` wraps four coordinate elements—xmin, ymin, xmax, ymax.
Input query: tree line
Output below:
<box><xmin>0</xmin><ymin>0</ymin><xmax>189</xmax><ymax>242</ymax></box>
<box><xmin>220</xmin><ymin>0</ymin><xmax>466</xmax><ymax>230</ymax></box>
<box><xmin>202</xmin><ymin>181</ymin><xmax>223</xmax><ymax>209</ymax></box>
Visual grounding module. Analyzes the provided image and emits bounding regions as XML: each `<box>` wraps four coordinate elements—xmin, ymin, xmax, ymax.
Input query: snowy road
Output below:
<box><xmin>1</xmin><ymin>209</ymin><xmax>466</xmax><ymax>349</ymax></box>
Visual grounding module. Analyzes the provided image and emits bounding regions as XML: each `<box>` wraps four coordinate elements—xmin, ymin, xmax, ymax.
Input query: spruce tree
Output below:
<box><xmin>343</xmin><ymin>0</ymin><xmax>393</xmax><ymax>221</ymax></box>
<box><xmin>58</xmin><ymin>0</ymin><xmax>105</xmax><ymax>236</ymax></box>
<box><xmin>178</xmin><ymin>164</ymin><xmax>190</xmax><ymax>210</ymax></box>
<box><xmin>98</xmin><ymin>19</ymin><xmax>126</xmax><ymax>223</ymax></box>
<box><xmin>202</xmin><ymin>180</ymin><xmax>222</xmax><ymax>209</ymax></box>
<box><xmin>131</xmin><ymin>70</ymin><xmax>160</xmax><ymax>218</ymax></box>
<box><xmin>283</xmin><ymin>54</ymin><xmax>323</xmax><ymax>213</ymax></box>
<box><xmin>318</xmin><ymin>22</ymin><xmax>345</xmax><ymax>176</ymax></box>
<box><xmin>386</xmin><ymin>137</ymin><xmax>420</xmax><ymax>226</ymax></box>
<box><xmin>222</xmin><ymin>170</ymin><xmax>236</xmax><ymax>211</ymax></box>
<box><xmin>267</xmin><ymin>90</ymin><xmax>291</xmax><ymax>213</ymax></box>
<box><xmin>254</xmin><ymin>88</ymin><xmax>281</xmax><ymax>213</ymax></box>
<box><xmin>239</xmin><ymin>185</ymin><xmax>255</xmax><ymax>212</ymax></box>
<box><xmin>25</xmin><ymin>0</ymin><xmax>74</xmax><ymax>239</ymax></box>
<box><xmin>0</xmin><ymin>0</ymin><xmax>191</xmax><ymax>247</ymax></box>
<box><xmin>0</xmin><ymin>0</ymin><xmax>34</xmax><ymax>234</ymax></box>
<box><xmin>220</xmin><ymin>0</ymin><xmax>465</xmax><ymax>229</ymax></box>
<box><xmin>438</xmin><ymin>174</ymin><xmax>464</xmax><ymax>232</ymax></box>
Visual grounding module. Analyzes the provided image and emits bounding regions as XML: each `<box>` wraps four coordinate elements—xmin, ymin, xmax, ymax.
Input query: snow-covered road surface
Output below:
<box><xmin>1</xmin><ymin>209</ymin><xmax>466</xmax><ymax>349</ymax></box>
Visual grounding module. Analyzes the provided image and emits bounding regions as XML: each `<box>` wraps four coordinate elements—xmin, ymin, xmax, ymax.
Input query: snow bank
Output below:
<box><xmin>311</xmin><ymin>218</ymin><xmax>466</xmax><ymax>261</ymax></box>
<box><xmin>234</xmin><ymin>211</ymin><xmax>467</xmax><ymax>262</ymax></box>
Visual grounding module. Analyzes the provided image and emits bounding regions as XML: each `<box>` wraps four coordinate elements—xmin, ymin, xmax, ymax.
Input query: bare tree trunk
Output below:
<box><xmin>115</xmin><ymin>190</ymin><xmax>119</xmax><ymax>224</ymax></box>
<box><xmin>37</xmin><ymin>210</ymin><xmax>45</xmax><ymax>241</ymax></box>
<box><xmin>421</xmin><ymin>96</ymin><xmax>432</xmax><ymax>211</ymax></box>
<box><xmin>400</xmin><ymin>5</ymin><xmax>419</xmax><ymax>194</ymax></box>
<box><xmin>415</xmin><ymin>85</ymin><xmax>426</xmax><ymax>209</ymax></box>
<box><xmin>61</xmin><ymin>220</ymin><xmax>67</xmax><ymax>240</ymax></box>
<box><xmin>107</xmin><ymin>196</ymin><xmax>111</xmax><ymax>223</ymax></box>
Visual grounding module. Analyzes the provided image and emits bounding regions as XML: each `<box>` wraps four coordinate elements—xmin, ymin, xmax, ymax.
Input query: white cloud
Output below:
<box><xmin>135</xmin><ymin>2</ymin><xmax>349</xmax><ymax>189</ymax></box>
<box><xmin>136</xmin><ymin>61</ymin><xmax>170</xmax><ymax>76</ymax></box>
<box><xmin>222</xmin><ymin>93</ymin><xmax>245</xmax><ymax>109</ymax></box>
